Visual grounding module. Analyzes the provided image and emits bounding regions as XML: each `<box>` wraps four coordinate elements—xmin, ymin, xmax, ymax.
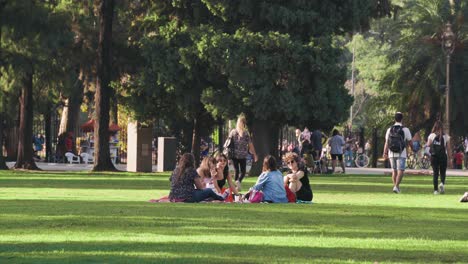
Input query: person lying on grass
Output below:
<box><xmin>169</xmin><ymin>153</ymin><xmax>228</xmax><ymax>203</ymax></box>
<box><xmin>249</xmin><ymin>155</ymin><xmax>288</xmax><ymax>203</ymax></box>
<box><xmin>283</xmin><ymin>152</ymin><xmax>313</xmax><ymax>202</ymax></box>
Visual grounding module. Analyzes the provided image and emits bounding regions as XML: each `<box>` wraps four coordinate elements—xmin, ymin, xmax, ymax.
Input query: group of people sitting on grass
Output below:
<box><xmin>168</xmin><ymin>152</ymin><xmax>313</xmax><ymax>203</ymax></box>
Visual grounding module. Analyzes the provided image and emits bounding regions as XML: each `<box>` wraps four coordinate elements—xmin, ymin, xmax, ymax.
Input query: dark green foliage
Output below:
<box><xmin>121</xmin><ymin>1</ymin><xmax>386</xmax><ymax>132</ymax></box>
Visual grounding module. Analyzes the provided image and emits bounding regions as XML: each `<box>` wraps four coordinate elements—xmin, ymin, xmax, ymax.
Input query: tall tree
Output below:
<box><xmin>0</xmin><ymin>0</ymin><xmax>8</xmax><ymax>169</ymax></box>
<box><xmin>93</xmin><ymin>0</ymin><xmax>117</xmax><ymax>171</ymax></box>
<box><xmin>119</xmin><ymin>1</ymin><xmax>391</xmax><ymax>171</ymax></box>
<box><xmin>1</xmin><ymin>0</ymin><xmax>72</xmax><ymax>169</ymax></box>
<box><xmin>199</xmin><ymin>1</ymin><xmax>391</xmax><ymax>173</ymax></box>
<box><xmin>375</xmin><ymin>0</ymin><xmax>468</xmax><ymax>136</ymax></box>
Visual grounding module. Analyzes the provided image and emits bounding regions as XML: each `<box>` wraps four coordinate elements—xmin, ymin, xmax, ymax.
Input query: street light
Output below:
<box><xmin>441</xmin><ymin>22</ymin><xmax>455</xmax><ymax>138</ymax></box>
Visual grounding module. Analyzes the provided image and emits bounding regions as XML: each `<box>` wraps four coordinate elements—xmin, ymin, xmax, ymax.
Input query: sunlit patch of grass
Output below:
<box><xmin>0</xmin><ymin>170</ymin><xmax>467</xmax><ymax>263</ymax></box>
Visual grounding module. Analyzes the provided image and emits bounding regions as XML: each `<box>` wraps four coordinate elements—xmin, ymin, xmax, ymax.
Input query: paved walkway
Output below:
<box><xmin>6</xmin><ymin>162</ymin><xmax>468</xmax><ymax>177</ymax></box>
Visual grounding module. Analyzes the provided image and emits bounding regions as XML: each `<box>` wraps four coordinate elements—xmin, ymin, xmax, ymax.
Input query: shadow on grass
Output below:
<box><xmin>0</xmin><ymin>178</ymin><xmax>170</xmax><ymax>190</ymax></box>
<box><xmin>0</xmin><ymin>241</ymin><xmax>466</xmax><ymax>264</ymax></box>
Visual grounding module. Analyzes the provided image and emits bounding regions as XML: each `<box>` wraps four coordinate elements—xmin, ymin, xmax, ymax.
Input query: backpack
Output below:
<box><xmin>430</xmin><ymin>135</ymin><xmax>445</xmax><ymax>157</ymax></box>
<box><xmin>388</xmin><ymin>125</ymin><xmax>406</xmax><ymax>153</ymax></box>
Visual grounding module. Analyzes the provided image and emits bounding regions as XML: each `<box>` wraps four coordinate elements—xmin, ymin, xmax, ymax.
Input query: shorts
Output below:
<box><xmin>389</xmin><ymin>157</ymin><xmax>406</xmax><ymax>171</ymax></box>
<box><xmin>331</xmin><ymin>154</ymin><xmax>343</xmax><ymax>161</ymax></box>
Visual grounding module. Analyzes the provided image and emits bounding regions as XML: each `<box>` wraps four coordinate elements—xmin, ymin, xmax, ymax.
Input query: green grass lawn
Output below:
<box><xmin>0</xmin><ymin>170</ymin><xmax>467</xmax><ymax>263</ymax></box>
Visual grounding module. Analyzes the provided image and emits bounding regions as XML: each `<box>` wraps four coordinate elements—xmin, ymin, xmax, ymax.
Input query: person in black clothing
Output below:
<box><xmin>426</xmin><ymin>120</ymin><xmax>451</xmax><ymax>194</ymax></box>
<box><xmin>283</xmin><ymin>152</ymin><xmax>313</xmax><ymax>202</ymax></box>
<box><xmin>213</xmin><ymin>153</ymin><xmax>240</xmax><ymax>196</ymax></box>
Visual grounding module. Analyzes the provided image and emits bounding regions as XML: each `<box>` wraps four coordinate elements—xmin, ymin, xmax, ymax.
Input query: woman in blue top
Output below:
<box><xmin>250</xmin><ymin>155</ymin><xmax>288</xmax><ymax>203</ymax></box>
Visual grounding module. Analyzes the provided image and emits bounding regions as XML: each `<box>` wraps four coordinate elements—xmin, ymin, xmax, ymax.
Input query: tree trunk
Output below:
<box><xmin>0</xmin><ymin>112</ymin><xmax>8</xmax><ymax>170</ymax></box>
<box><xmin>371</xmin><ymin>127</ymin><xmax>378</xmax><ymax>168</ymax></box>
<box><xmin>0</xmin><ymin>2</ymin><xmax>6</xmax><ymax>169</ymax></box>
<box><xmin>58</xmin><ymin>99</ymin><xmax>69</xmax><ymax>136</ymax></box>
<box><xmin>217</xmin><ymin>117</ymin><xmax>223</xmax><ymax>153</ymax></box>
<box><xmin>14</xmin><ymin>70</ymin><xmax>40</xmax><ymax>170</ymax></box>
<box><xmin>249</xmin><ymin>119</ymin><xmax>280</xmax><ymax>176</ymax></box>
<box><xmin>93</xmin><ymin>0</ymin><xmax>116</xmax><ymax>171</ymax></box>
<box><xmin>44</xmin><ymin>106</ymin><xmax>52</xmax><ymax>162</ymax></box>
<box><xmin>110</xmin><ymin>96</ymin><xmax>118</xmax><ymax>124</ymax></box>
<box><xmin>58</xmin><ymin>75</ymin><xmax>84</xmax><ymax>154</ymax></box>
<box><xmin>191</xmin><ymin>116</ymin><xmax>201</xmax><ymax>166</ymax></box>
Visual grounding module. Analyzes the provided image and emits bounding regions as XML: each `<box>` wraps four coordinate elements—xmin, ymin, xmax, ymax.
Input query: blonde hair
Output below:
<box><xmin>199</xmin><ymin>156</ymin><xmax>216</xmax><ymax>179</ymax></box>
<box><xmin>236</xmin><ymin>115</ymin><xmax>247</xmax><ymax>135</ymax></box>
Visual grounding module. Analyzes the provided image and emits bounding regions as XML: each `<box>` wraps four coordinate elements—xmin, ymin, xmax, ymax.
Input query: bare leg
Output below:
<box><xmin>392</xmin><ymin>170</ymin><xmax>397</xmax><ymax>187</ymax></box>
<box><xmin>340</xmin><ymin>160</ymin><xmax>346</xmax><ymax>173</ymax></box>
<box><xmin>331</xmin><ymin>159</ymin><xmax>336</xmax><ymax>173</ymax></box>
<box><xmin>396</xmin><ymin>170</ymin><xmax>404</xmax><ymax>187</ymax></box>
<box><xmin>289</xmin><ymin>181</ymin><xmax>302</xmax><ymax>193</ymax></box>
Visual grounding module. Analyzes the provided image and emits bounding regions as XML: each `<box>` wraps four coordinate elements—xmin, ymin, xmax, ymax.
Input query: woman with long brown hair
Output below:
<box><xmin>169</xmin><ymin>153</ymin><xmax>227</xmax><ymax>202</ymax></box>
<box><xmin>197</xmin><ymin>154</ymin><xmax>239</xmax><ymax>199</ymax></box>
<box><xmin>426</xmin><ymin>120</ymin><xmax>451</xmax><ymax>194</ymax></box>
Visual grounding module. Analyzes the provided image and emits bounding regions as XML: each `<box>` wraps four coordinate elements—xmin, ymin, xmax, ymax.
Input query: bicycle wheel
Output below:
<box><xmin>355</xmin><ymin>154</ymin><xmax>369</xmax><ymax>168</ymax></box>
<box><xmin>407</xmin><ymin>154</ymin><xmax>416</xmax><ymax>169</ymax></box>
<box><xmin>421</xmin><ymin>155</ymin><xmax>431</xmax><ymax>169</ymax></box>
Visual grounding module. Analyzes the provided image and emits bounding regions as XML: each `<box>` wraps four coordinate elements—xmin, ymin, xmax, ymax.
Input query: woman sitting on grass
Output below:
<box><xmin>197</xmin><ymin>156</ymin><xmax>219</xmax><ymax>191</ymax></box>
<box><xmin>249</xmin><ymin>155</ymin><xmax>288</xmax><ymax>203</ymax></box>
<box><xmin>214</xmin><ymin>153</ymin><xmax>240</xmax><ymax>196</ymax></box>
<box><xmin>197</xmin><ymin>155</ymin><xmax>239</xmax><ymax>200</ymax></box>
<box><xmin>169</xmin><ymin>153</ymin><xmax>227</xmax><ymax>203</ymax></box>
<box><xmin>283</xmin><ymin>152</ymin><xmax>313</xmax><ymax>202</ymax></box>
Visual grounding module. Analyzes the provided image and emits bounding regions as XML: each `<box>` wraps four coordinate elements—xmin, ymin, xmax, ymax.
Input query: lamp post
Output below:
<box><xmin>441</xmin><ymin>22</ymin><xmax>455</xmax><ymax>137</ymax></box>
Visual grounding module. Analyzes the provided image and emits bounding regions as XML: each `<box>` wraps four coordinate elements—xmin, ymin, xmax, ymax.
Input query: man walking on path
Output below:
<box><xmin>383</xmin><ymin>112</ymin><xmax>412</xmax><ymax>193</ymax></box>
<box><xmin>329</xmin><ymin>129</ymin><xmax>346</xmax><ymax>173</ymax></box>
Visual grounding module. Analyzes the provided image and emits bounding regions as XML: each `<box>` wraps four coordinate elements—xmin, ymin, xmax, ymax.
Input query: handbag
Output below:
<box><xmin>223</xmin><ymin>135</ymin><xmax>235</xmax><ymax>159</ymax></box>
<box><xmin>248</xmin><ymin>189</ymin><xmax>264</xmax><ymax>203</ymax></box>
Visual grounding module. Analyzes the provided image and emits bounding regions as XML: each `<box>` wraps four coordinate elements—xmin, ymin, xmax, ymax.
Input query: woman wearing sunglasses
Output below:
<box><xmin>214</xmin><ymin>153</ymin><xmax>240</xmax><ymax>196</ymax></box>
<box><xmin>197</xmin><ymin>154</ymin><xmax>239</xmax><ymax>198</ymax></box>
<box><xmin>283</xmin><ymin>152</ymin><xmax>313</xmax><ymax>202</ymax></box>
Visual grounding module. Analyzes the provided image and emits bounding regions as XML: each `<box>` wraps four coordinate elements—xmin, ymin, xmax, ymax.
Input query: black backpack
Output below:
<box><xmin>388</xmin><ymin>125</ymin><xmax>406</xmax><ymax>153</ymax></box>
<box><xmin>430</xmin><ymin>135</ymin><xmax>445</xmax><ymax>157</ymax></box>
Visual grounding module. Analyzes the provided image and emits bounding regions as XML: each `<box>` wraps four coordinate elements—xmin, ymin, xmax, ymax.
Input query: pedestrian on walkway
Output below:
<box><xmin>427</xmin><ymin>120</ymin><xmax>451</xmax><ymax>194</ymax></box>
<box><xmin>328</xmin><ymin>129</ymin><xmax>346</xmax><ymax>173</ymax></box>
<box><xmin>229</xmin><ymin>115</ymin><xmax>257</xmax><ymax>191</ymax></box>
<box><xmin>383</xmin><ymin>112</ymin><xmax>412</xmax><ymax>194</ymax></box>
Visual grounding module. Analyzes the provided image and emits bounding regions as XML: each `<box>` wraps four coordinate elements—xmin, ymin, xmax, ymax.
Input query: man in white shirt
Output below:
<box><xmin>383</xmin><ymin>112</ymin><xmax>412</xmax><ymax>193</ymax></box>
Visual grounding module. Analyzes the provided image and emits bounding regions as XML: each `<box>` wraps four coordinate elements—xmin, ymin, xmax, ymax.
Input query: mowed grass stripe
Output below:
<box><xmin>0</xmin><ymin>171</ymin><xmax>467</xmax><ymax>263</ymax></box>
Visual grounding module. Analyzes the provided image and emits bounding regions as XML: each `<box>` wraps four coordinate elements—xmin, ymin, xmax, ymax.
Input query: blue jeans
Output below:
<box><xmin>185</xmin><ymin>188</ymin><xmax>224</xmax><ymax>203</ymax></box>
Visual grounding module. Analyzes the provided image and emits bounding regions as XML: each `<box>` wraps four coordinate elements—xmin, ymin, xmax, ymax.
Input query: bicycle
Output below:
<box><xmin>406</xmin><ymin>148</ymin><xmax>431</xmax><ymax>169</ymax></box>
<box><xmin>354</xmin><ymin>153</ymin><xmax>370</xmax><ymax>168</ymax></box>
